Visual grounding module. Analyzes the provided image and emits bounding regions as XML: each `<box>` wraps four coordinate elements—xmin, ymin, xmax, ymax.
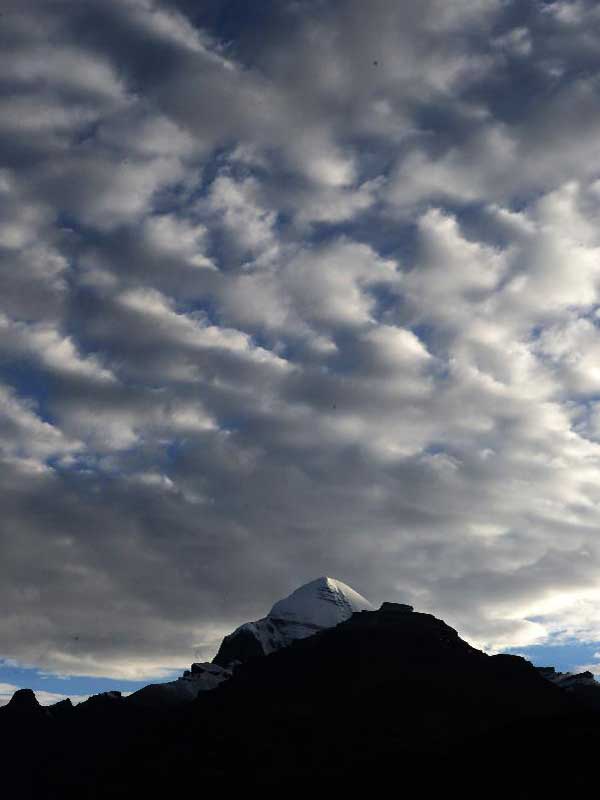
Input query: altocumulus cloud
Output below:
<box><xmin>2</xmin><ymin>0</ymin><xmax>600</xmax><ymax>681</ymax></box>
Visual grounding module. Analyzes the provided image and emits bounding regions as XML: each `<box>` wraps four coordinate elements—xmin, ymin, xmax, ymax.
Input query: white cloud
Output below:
<box><xmin>1</xmin><ymin>45</ymin><xmax>125</xmax><ymax>102</ymax></box>
<box><xmin>4</xmin><ymin>0</ymin><xmax>600</xmax><ymax>679</ymax></box>
<box><xmin>0</xmin><ymin>384</ymin><xmax>80</xmax><ymax>464</ymax></box>
<box><xmin>142</xmin><ymin>214</ymin><xmax>214</xmax><ymax>270</ymax></box>
<box><xmin>0</xmin><ymin>315</ymin><xmax>116</xmax><ymax>383</ymax></box>
<box><xmin>208</xmin><ymin>174</ymin><xmax>279</xmax><ymax>258</ymax></box>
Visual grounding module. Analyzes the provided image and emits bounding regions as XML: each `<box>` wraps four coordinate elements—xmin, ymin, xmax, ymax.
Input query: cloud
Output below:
<box><xmin>3</xmin><ymin>0</ymin><xmax>600</xmax><ymax>681</ymax></box>
<box><xmin>0</xmin><ymin>384</ymin><xmax>80</xmax><ymax>465</ymax></box>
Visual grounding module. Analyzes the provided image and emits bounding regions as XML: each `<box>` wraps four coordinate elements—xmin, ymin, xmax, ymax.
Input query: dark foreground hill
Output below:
<box><xmin>2</xmin><ymin>603</ymin><xmax>600</xmax><ymax>798</ymax></box>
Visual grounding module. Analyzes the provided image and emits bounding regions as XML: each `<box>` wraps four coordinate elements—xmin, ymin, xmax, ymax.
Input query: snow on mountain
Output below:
<box><xmin>212</xmin><ymin>576</ymin><xmax>374</xmax><ymax>668</ymax></box>
<box><xmin>537</xmin><ymin>666</ymin><xmax>597</xmax><ymax>689</ymax></box>
<box><xmin>270</xmin><ymin>577</ymin><xmax>375</xmax><ymax>628</ymax></box>
<box><xmin>129</xmin><ymin>577</ymin><xmax>373</xmax><ymax>706</ymax></box>
<box><xmin>128</xmin><ymin>662</ymin><xmax>232</xmax><ymax>708</ymax></box>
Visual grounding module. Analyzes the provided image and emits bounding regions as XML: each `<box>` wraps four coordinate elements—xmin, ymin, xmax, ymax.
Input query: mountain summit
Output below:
<box><xmin>212</xmin><ymin>576</ymin><xmax>373</xmax><ymax>667</ymax></box>
<box><xmin>5</xmin><ymin>688</ymin><xmax>40</xmax><ymax>713</ymax></box>
<box><xmin>268</xmin><ymin>576</ymin><xmax>374</xmax><ymax>628</ymax></box>
<box><xmin>130</xmin><ymin>576</ymin><xmax>373</xmax><ymax>707</ymax></box>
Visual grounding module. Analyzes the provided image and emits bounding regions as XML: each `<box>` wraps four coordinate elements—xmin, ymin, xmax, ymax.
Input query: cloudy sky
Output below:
<box><xmin>3</xmin><ymin>0</ymin><xmax>600</xmax><ymax>701</ymax></box>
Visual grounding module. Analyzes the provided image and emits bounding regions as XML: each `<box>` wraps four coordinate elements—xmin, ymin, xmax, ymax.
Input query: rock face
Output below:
<box><xmin>213</xmin><ymin>576</ymin><xmax>374</xmax><ymax>668</ymax></box>
<box><xmin>128</xmin><ymin>662</ymin><xmax>231</xmax><ymax>708</ymax></box>
<box><xmin>537</xmin><ymin>665</ymin><xmax>600</xmax><ymax>710</ymax></box>
<box><xmin>538</xmin><ymin>666</ymin><xmax>597</xmax><ymax>689</ymax></box>
<box><xmin>379</xmin><ymin>601</ymin><xmax>414</xmax><ymax>615</ymax></box>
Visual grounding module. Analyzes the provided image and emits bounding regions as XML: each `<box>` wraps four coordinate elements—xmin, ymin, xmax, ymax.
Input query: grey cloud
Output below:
<box><xmin>3</xmin><ymin>0</ymin><xmax>600</xmax><ymax>680</ymax></box>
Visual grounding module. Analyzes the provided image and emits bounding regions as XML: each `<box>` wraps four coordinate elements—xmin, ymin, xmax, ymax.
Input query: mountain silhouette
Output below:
<box><xmin>2</xmin><ymin>583</ymin><xmax>600</xmax><ymax>797</ymax></box>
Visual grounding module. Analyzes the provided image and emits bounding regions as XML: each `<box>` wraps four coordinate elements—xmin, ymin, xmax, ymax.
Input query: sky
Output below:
<box><xmin>3</xmin><ymin>0</ymin><xmax>600</xmax><ymax>703</ymax></box>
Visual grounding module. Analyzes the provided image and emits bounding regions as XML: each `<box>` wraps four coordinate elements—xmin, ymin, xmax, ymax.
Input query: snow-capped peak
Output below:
<box><xmin>212</xmin><ymin>576</ymin><xmax>374</xmax><ymax>668</ymax></box>
<box><xmin>136</xmin><ymin>577</ymin><xmax>374</xmax><ymax>705</ymax></box>
<box><xmin>268</xmin><ymin>576</ymin><xmax>374</xmax><ymax>629</ymax></box>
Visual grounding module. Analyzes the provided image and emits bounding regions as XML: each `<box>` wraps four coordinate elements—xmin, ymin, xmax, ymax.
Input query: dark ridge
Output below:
<box><xmin>0</xmin><ymin>604</ymin><xmax>598</xmax><ymax>798</ymax></box>
<box><xmin>47</xmin><ymin>698</ymin><xmax>74</xmax><ymax>719</ymax></box>
<box><xmin>212</xmin><ymin>623</ymin><xmax>266</xmax><ymax>667</ymax></box>
<box><xmin>5</xmin><ymin>688</ymin><xmax>40</xmax><ymax>712</ymax></box>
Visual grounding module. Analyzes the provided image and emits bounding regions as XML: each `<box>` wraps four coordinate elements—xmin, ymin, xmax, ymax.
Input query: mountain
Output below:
<box><xmin>212</xmin><ymin>575</ymin><xmax>374</xmax><ymax>667</ymax></box>
<box><xmin>2</xmin><ymin>581</ymin><xmax>600</xmax><ymax>797</ymax></box>
<box><xmin>128</xmin><ymin>661</ymin><xmax>231</xmax><ymax>708</ymax></box>
<box><xmin>538</xmin><ymin>665</ymin><xmax>600</xmax><ymax>710</ymax></box>
<box><xmin>5</xmin><ymin>688</ymin><xmax>40</xmax><ymax>712</ymax></box>
<box><xmin>129</xmin><ymin>576</ymin><xmax>372</xmax><ymax>707</ymax></box>
<box><xmin>538</xmin><ymin>666</ymin><xmax>597</xmax><ymax>689</ymax></box>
